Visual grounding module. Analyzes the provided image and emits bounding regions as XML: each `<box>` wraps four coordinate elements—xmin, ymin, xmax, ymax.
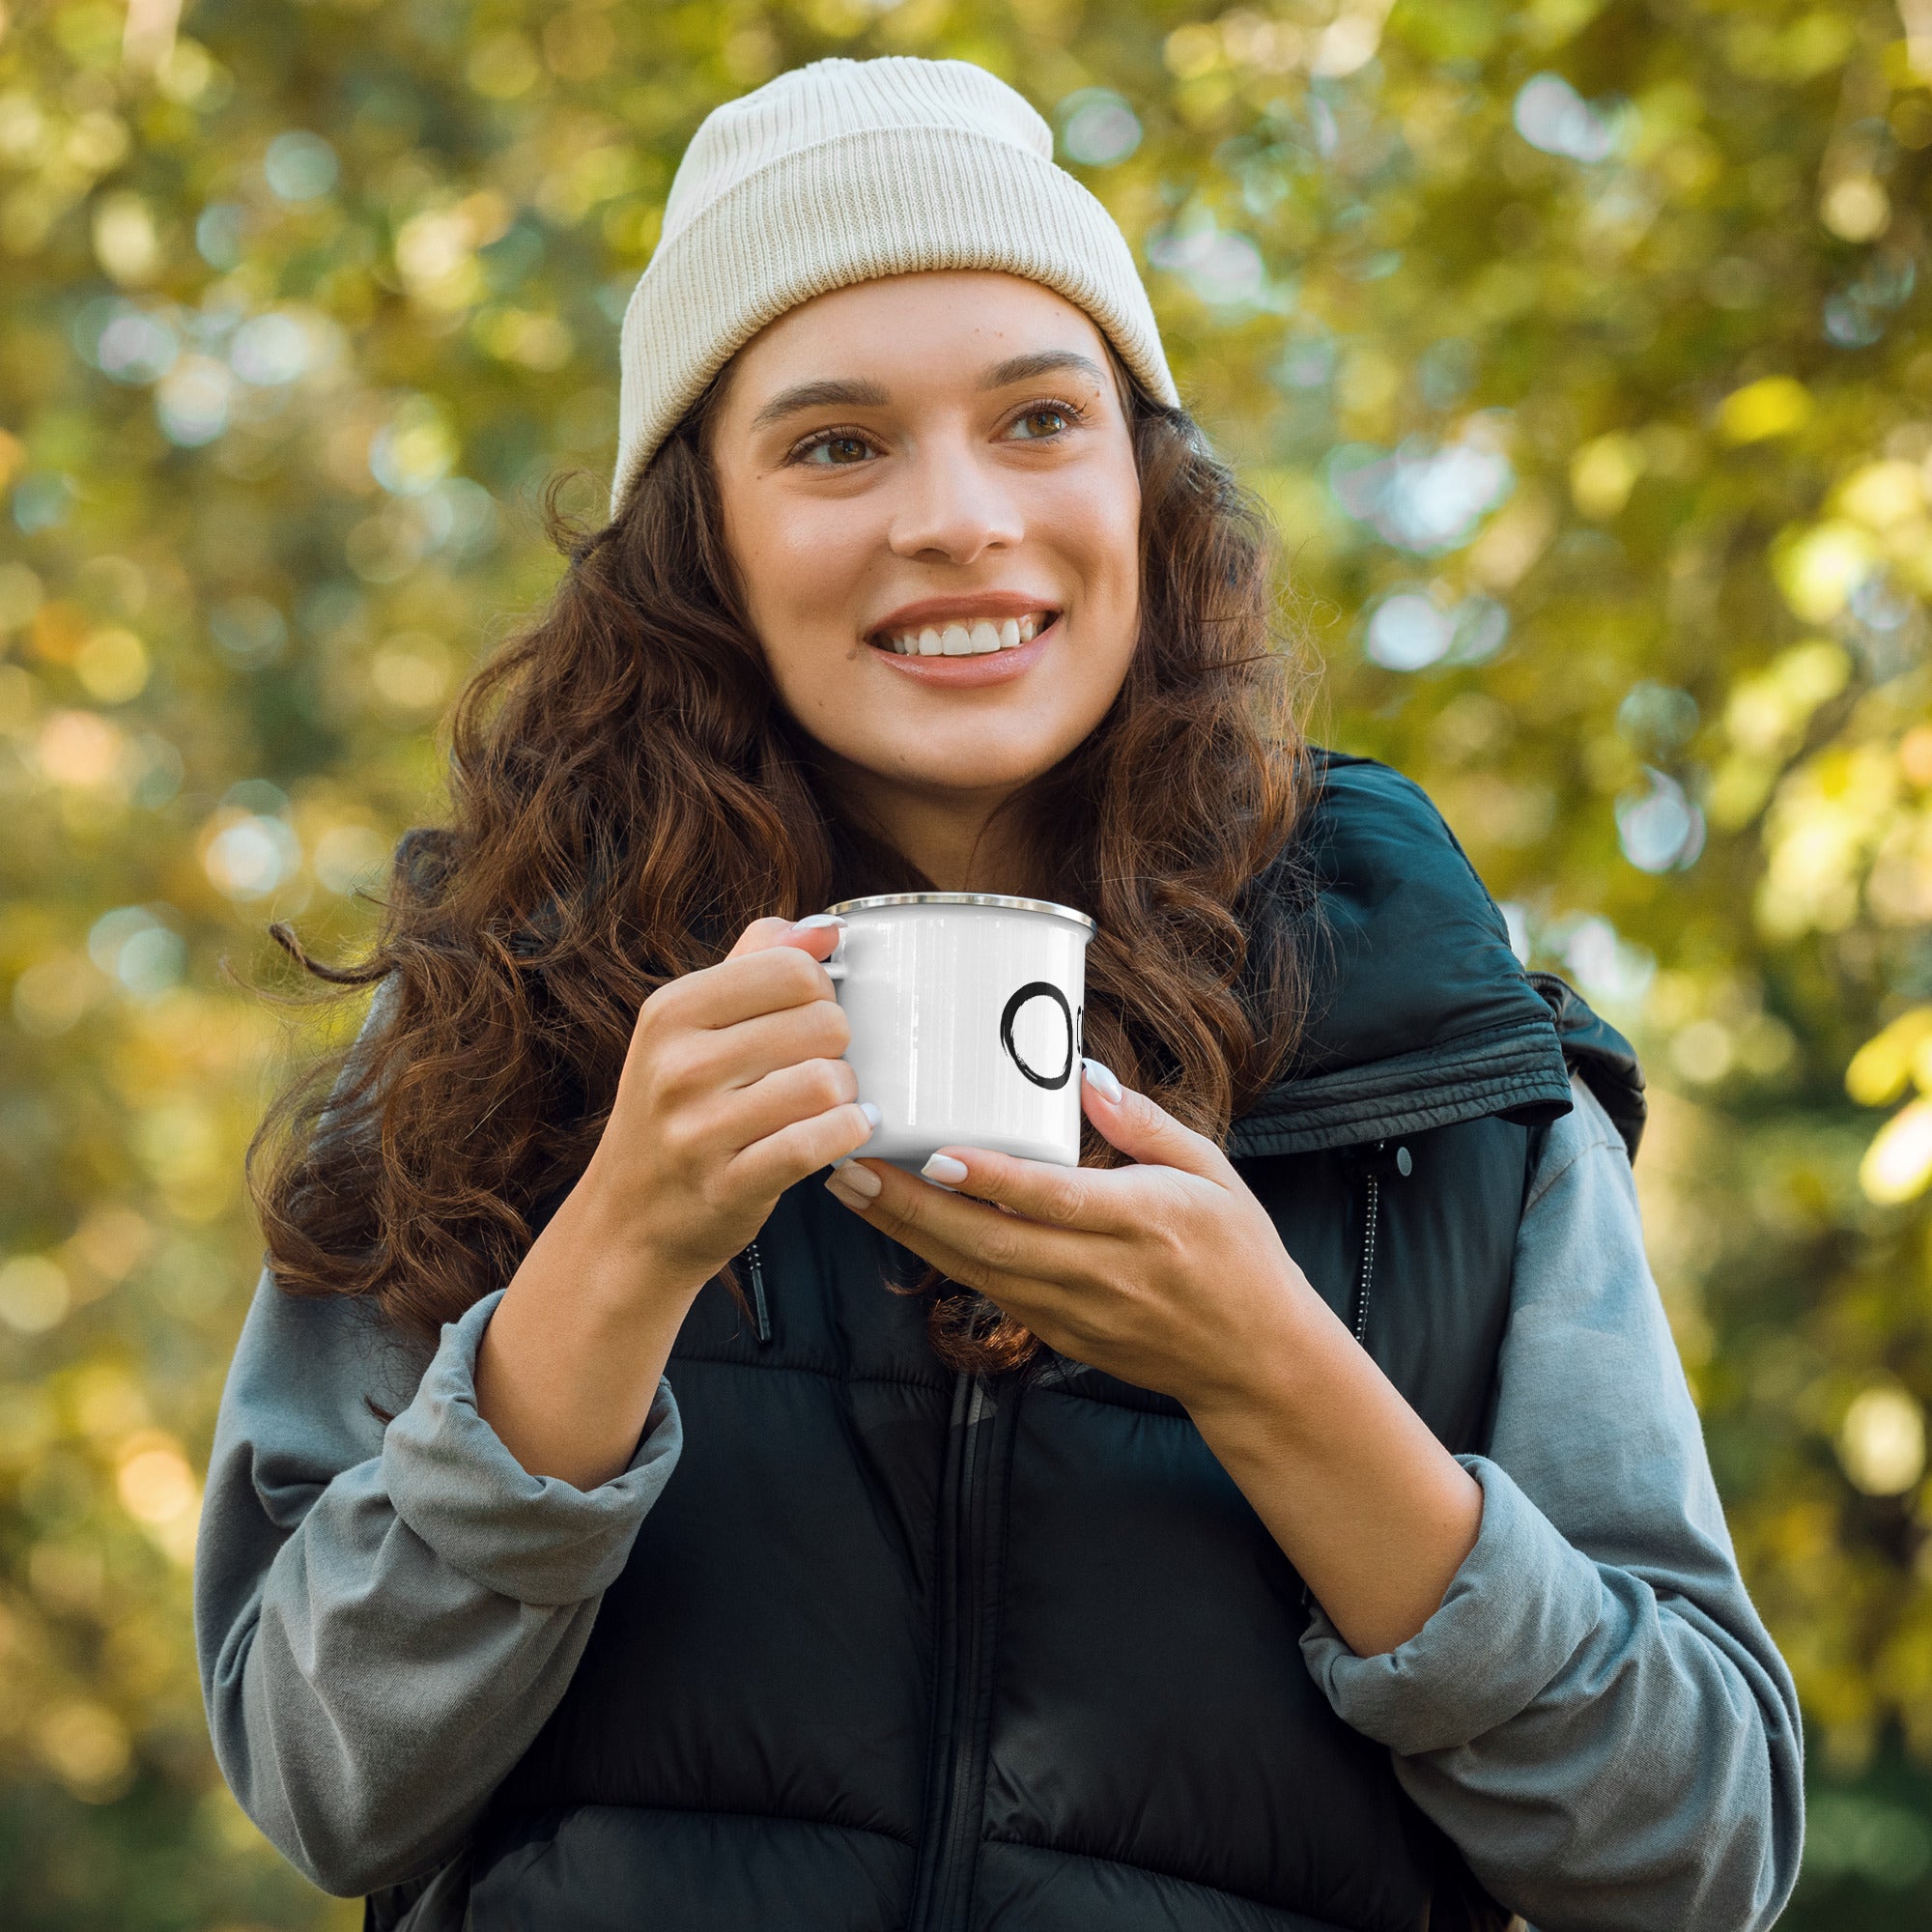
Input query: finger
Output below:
<box><xmin>719</xmin><ymin>1056</ymin><xmax>860</xmax><ymax>1151</ymax></box>
<box><xmin>829</xmin><ymin>1164</ymin><xmax>1087</xmax><ymax>1320</ymax></box>
<box><xmin>835</xmin><ymin>1157</ymin><xmax>1098</xmax><ymax>1290</ymax></box>
<box><xmin>725</xmin><ymin>913</ymin><xmax>843</xmax><ymax>963</ymax></box>
<box><xmin>1079</xmin><ymin>1059</ymin><xmax>1236</xmax><ymax>1183</ymax></box>
<box><xmin>661</xmin><ymin>942</ymin><xmax>837</xmax><ymax>1031</ymax></box>
<box><xmin>689</xmin><ymin>999</ymin><xmax>851</xmax><ymax>1092</ymax></box>
<box><xmin>724</xmin><ymin>916</ymin><xmax>798</xmax><ymax>960</ymax></box>
<box><xmin>911</xmin><ymin>1145</ymin><xmax>1140</xmax><ymax>1235</ymax></box>
<box><xmin>730</xmin><ymin>1100</ymin><xmax>877</xmax><ymax>1197</ymax></box>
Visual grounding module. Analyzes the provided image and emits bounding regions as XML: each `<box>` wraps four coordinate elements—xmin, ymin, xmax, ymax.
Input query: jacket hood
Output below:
<box><xmin>1230</xmin><ymin>753</ymin><xmax>1644</xmax><ymax>1161</ymax></box>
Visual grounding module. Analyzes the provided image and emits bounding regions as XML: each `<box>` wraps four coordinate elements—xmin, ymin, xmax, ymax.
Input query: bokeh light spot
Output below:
<box><xmin>263</xmin><ymin>129</ymin><xmax>339</xmax><ymax>202</ymax></box>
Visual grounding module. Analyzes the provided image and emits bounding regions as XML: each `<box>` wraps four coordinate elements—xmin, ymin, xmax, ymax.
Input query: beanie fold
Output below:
<box><xmin>612</xmin><ymin>123</ymin><xmax>1176</xmax><ymax>514</ymax></box>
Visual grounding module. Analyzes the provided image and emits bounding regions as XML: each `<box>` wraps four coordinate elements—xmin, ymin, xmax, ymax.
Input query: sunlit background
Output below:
<box><xmin>5</xmin><ymin>0</ymin><xmax>1932</xmax><ymax>1925</ymax></box>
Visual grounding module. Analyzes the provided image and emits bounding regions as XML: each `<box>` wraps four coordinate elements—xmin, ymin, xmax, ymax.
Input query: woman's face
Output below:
<box><xmin>709</xmin><ymin>270</ymin><xmax>1143</xmax><ymax>822</ymax></box>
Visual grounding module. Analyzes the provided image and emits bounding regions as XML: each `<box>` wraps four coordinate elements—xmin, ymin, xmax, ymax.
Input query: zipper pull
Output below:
<box><xmin>744</xmin><ymin>1238</ymin><xmax>771</xmax><ymax>1345</ymax></box>
<box><xmin>1352</xmin><ymin>1138</ymin><xmax>1411</xmax><ymax>1180</ymax></box>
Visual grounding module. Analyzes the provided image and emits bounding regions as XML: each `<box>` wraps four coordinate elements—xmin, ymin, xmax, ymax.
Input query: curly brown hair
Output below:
<box><xmin>248</xmin><ymin>377</ymin><xmax>1314</xmax><ymax>1373</ymax></box>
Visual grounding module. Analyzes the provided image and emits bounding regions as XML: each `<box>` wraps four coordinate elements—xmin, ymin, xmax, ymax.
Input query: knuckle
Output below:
<box><xmin>653</xmin><ymin>1037</ymin><xmax>706</xmax><ymax>1098</ymax></box>
<box><xmin>776</xmin><ymin>947</ymin><xmax>821</xmax><ymax>993</ymax></box>
<box><xmin>1036</xmin><ymin>1175</ymin><xmax>1085</xmax><ymax>1225</ymax></box>
<box><xmin>633</xmin><ymin>989</ymin><xmax>679</xmax><ymax>1048</ymax></box>
<box><xmin>657</xmin><ymin>1109</ymin><xmax>705</xmax><ymax>1164</ymax></box>
<box><xmin>1151</xmin><ymin>1202</ymin><xmax>1195</xmax><ymax>1258</ymax></box>
<box><xmin>978</xmin><ymin>1220</ymin><xmax>1027</xmax><ymax>1274</ymax></box>
<box><xmin>811</xmin><ymin>1058</ymin><xmax>858</xmax><ymax>1106</ymax></box>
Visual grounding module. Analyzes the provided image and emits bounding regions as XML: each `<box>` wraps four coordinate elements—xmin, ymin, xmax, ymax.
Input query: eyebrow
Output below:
<box><xmin>979</xmin><ymin>350</ymin><xmax>1108</xmax><ymax>390</ymax></box>
<box><xmin>747</xmin><ymin>351</ymin><xmax>1110</xmax><ymax>431</ymax></box>
<box><xmin>750</xmin><ymin>378</ymin><xmax>891</xmax><ymax>429</ymax></box>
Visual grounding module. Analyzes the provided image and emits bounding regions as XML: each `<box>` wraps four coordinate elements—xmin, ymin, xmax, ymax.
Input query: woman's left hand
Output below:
<box><xmin>822</xmin><ymin>1060</ymin><xmax>1308</xmax><ymax>1412</ymax></box>
<box><xmin>825</xmin><ymin>1058</ymin><xmax>1486</xmax><ymax>1657</ymax></box>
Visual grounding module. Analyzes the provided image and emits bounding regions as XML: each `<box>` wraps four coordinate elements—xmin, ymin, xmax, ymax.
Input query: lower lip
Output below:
<box><xmin>867</xmin><ymin>620</ymin><xmax>1057</xmax><ymax>687</ymax></box>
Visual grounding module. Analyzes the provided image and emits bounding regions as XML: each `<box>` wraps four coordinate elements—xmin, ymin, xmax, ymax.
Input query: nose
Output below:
<box><xmin>887</xmin><ymin>437</ymin><xmax>1024</xmax><ymax>566</ymax></box>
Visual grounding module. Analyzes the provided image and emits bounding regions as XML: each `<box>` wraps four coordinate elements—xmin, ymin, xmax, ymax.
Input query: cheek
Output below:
<box><xmin>1064</xmin><ymin>478</ymin><xmax>1143</xmax><ymax>653</ymax></box>
<box><xmin>728</xmin><ymin>487</ymin><xmax>874</xmax><ymax>645</ymax></box>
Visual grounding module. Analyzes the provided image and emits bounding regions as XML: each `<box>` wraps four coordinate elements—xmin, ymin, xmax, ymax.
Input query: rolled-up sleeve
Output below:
<box><xmin>194</xmin><ymin>1272</ymin><xmax>681</xmax><ymax>1898</ymax></box>
<box><xmin>1300</xmin><ymin>1080</ymin><xmax>1804</xmax><ymax>1932</ymax></box>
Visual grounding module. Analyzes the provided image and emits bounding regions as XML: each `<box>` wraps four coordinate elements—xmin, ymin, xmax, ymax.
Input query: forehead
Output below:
<box><xmin>724</xmin><ymin>270</ymin><xmax>1117</xmax><ymax>402</ymax></box>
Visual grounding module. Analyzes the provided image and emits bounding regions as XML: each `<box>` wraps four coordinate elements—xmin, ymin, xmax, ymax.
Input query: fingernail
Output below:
<box><xmin>827</xmin><ymin>1163</ymin><xmax>881</xmax><ymax>1202</ymax></box>
<box><xmin>791</xmin><ymin>912</ymin><xmax>846</xmax><ymax>933</ymax></box>
<box><xmin>858</xmin><ymin>1101</ymin><xmax>882</xmax><ymax>1131</ymax></box>
<box><xmin>1081</xmin><ymin>1058</ymin><xmax>1122</xmax><ymax>1104</ymax></box>
<box><xmin>922</xmin><ymin>1152</ymin><xmax>969</xmax><ymax>1185</ymax></box>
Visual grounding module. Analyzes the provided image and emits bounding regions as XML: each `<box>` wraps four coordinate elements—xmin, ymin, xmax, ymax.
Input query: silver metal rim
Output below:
<box><xmin>825</xmin><ymin>891</ymin><xmax>1097</xmax><ymax>933</ymax></box>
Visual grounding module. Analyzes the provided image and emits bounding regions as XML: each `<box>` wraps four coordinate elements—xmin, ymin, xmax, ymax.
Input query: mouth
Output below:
<box><xmin>867</xmin><ymin>609</ymin><xmax>1058</xmax><ymax>658</ymax></box>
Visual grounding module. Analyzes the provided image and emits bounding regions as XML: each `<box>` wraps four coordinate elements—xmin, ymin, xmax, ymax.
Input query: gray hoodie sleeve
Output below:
<box><xmin>1299</xmin><ymin>1079</ymin><xmax>1804</xmax><ymax>1932</ymax></box>
<box><xmin>193</xmin><ymin>1272</ymin><xmax>681</xmax><ymax>1896</ymax></box>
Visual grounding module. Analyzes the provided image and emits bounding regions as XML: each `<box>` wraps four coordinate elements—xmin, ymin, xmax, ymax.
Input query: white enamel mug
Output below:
<box><xmin>822</xmin><ymin>893</ymin><xmax>1096</xmax><ymax>1169</ymax></box>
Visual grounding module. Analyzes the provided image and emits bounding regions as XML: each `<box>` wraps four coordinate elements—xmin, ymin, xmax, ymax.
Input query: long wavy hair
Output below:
<box><xmin>248</xmin><ymin>371</ymin><xmax>1315</xmax><ymax>1372</ymax></box>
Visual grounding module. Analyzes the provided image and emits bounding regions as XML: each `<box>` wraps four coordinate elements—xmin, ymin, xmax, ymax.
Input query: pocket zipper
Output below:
<box><xmin>744</xmin><ymin>1237</ymin><xmax>770</xmax><ymax>1345</ymax></box>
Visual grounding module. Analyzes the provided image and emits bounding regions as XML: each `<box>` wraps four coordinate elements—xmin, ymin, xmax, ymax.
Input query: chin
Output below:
<box><xmin>890</xmin><ymin>735</ymin><xmax>1071</xmax><ymax>795</ymax></box>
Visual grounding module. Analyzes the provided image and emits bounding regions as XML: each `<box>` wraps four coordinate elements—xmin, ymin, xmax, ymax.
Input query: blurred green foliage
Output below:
<box><xmin>4</xmin><ymin>0</ymin><xmax>1932</xmax><ymax>1923</ymax></box>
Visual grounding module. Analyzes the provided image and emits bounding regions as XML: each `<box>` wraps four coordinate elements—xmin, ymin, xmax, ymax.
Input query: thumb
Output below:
<box><xmin>1080</xmin><ymin>1060</ymin><xmax>1234</xmax><ymax>1183</ymax></box>
<box><xmin>725</xmin><ymin>912</ymin><xmax>843</xmax><ymax>963</ymax></box>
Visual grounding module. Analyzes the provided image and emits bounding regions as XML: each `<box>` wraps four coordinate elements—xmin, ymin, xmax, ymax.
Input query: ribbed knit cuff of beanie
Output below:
<box><xmin>609</xmin><ymin>55</ymin><xmax>1180</xmax><ymax>517</ymax></box>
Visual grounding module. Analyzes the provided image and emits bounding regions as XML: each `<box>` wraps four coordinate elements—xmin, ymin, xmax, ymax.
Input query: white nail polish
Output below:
<box><xmin>791</xmin><ymin>912</ymin><xmax>846</xmax><ymax>932</ymax></box>
<box><xmin>859</xmin><ymin>1102</ymin><xmax>882</xmax><ymax>1129</ymax></box>
<box><xmin>922</xmin><ymin>1152</ymin><xmax>969</xmax><ymax>1185</ymax></box>
<box><xmin>1081</xmin><ymin>1058</ymin><xmax>1122</xmax><ymax>1103</ymax></box>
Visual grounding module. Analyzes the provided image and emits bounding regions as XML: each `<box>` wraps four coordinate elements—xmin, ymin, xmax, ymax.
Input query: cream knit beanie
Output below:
<box><xmin>611</xmin><ymin>55</ymin><xmax>1179</xmax><ymax>515</ymax></box>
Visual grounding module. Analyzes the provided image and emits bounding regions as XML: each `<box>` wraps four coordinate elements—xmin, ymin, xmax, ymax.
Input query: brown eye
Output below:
<box><xmin>1010</xmin><ymin>406</ymin><xmax>1072</xmax><ymax>440</ymax></box>
<box><xmin>801</xmin><ymin>434</ymin><xmax>871</xmax><ymax>467</ymax></box>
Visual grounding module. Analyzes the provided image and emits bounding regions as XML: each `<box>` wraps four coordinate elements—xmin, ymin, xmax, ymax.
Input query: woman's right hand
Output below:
<box><xmin>580</xmin><ymin>914</ymin><xmax>876</xmax><ymax>1296</ymax></box>
<box><xmin>476</xmin><ymin>914</ymin><xmax>871</xmax><ymax>1487</ymax></box>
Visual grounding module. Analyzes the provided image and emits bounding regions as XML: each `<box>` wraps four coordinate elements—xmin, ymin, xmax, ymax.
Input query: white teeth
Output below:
<box><xmin>882</xmin><ymin>614</ymin><xmax>1050</xmax><ymax>654</ymax></box>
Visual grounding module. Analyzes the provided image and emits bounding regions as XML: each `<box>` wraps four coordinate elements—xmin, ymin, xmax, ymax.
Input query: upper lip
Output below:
<box><xmin>866</xmin><ymin>591</ymin><xmax>1059</xmax><ymax>639</ymax></box>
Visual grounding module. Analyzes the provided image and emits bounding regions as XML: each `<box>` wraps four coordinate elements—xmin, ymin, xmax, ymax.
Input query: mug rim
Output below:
<box><xmin>825</xmin><ymin>891</ymin><xmax>1097</xmax><ymax>933</ymax></box>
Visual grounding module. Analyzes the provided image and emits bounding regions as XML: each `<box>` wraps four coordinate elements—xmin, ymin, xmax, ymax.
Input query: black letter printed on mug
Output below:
<box><xmin>1000</xmin><ymin>981</ymin><xmax>1076</xmax><ymax>1091</ymax></box>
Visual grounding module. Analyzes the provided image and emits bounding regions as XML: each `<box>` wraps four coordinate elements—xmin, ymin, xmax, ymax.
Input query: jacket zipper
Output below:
<box><xmin>1352</xmin><ymin>1171</ymin><xmax>1379</xmax><ymax>1345</ymax></box>
<box><xmin>743</xmin><ymin>1237</ymin><xmax>770</xmax><ymax>1345</ymax></box>
<box><xmin>1349</xmin><ymin>1138</ymin><xmax>1411</xmax><ymax>1347</ymax></box>
<box><xmin>911</xmin><ymin>1370</ymin><xmax>996</xmax><ymax>1932</ymax></box>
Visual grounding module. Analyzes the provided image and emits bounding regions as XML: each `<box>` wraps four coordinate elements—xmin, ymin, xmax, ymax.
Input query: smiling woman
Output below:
<box><xmin>198</xmin><ymin>53</ymin><xmax>1800</xmax><ymax>1932</ymax></box>
<box><xmin>710</xmin><ymin>272</ymin><xmax>1146</xmax><ymax>881</ymax></box>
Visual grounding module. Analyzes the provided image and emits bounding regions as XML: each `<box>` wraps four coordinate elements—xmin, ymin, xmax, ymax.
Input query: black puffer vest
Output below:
<box><xmin>381</xmin><ymin>753</ymin><xmax>1643</xmax><ymax>1932</ymax></box>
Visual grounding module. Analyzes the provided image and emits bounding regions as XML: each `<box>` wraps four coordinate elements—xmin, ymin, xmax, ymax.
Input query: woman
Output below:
<box><xmin>196</xmin><ymin>56</ymin><xmax>1803</xmax><ymax>1932</ymax></box>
